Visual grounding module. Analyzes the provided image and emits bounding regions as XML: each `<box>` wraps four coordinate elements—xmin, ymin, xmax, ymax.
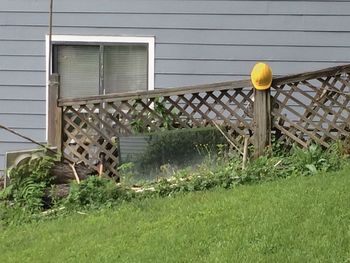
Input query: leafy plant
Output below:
<box><xmin>130</xmin><ymin>118</ymin><xmax>145</xmax><ymax>133</ymax></box>
<box><xmin>130</xmin><ymin>99</ymin><xmax>147</xmax><ymax>133</ymax></box>
<box><xmin>64</xmin><ymin>176</ymin><xmax>134</xmax><ymax>210</ymax></box>
<box><xmin>287</xmin><ymin>143</ymin><xmax>344</xmax><ymax>176</ymax></box>
<box><xmin>130</xmin><ymin>97</ymin><xmax>181</xmax><ymax>133</ymax></box>
<box><xmin>1</xmin><ymin>154</ymin><xmax>57</xmax><ymax>212</ymax></box>
<box><xmin>117</xmin><ymin>162</ymin><xmax>135</xmax><ymax>185</ymax></box>
<box><xmin>239</xmin><ymin>155</ymin><xmax>284</xmax><ymax>183</ymax></box>
<box><xmin>271</xmin><ymin>135</ymin><xmax>291</xmax><ymax>157</ymax></box>
<box><xmin>154</xmin><ymin>96</ymin><xmax>173</xmax><ymax>130</ymax></box>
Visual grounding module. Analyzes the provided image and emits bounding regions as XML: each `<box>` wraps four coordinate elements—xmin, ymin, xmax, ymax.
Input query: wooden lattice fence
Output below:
<box><xmin>48</xmin><ymin>64</ymin><xmax>350</xmax><ymax>178</ymax></box>
<box><xmin>271</xmin><ymin>65</ymin><xmax>350</xmax><ymax>148</ymax></box>
<box><xmin>57</xmin><ymin>80</ymin><xmax>254</xmax><ymax>177</ymax></box>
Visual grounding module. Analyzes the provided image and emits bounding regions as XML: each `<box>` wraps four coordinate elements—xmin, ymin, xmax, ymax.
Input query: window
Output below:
<box><xmin>46</xmin><ymin>35</ymin><xmax>155</xmax><ymax>99</ymax></box>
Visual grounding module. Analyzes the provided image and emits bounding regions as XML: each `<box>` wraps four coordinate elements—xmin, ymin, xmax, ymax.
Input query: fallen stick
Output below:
<box><xmin>98</xmin><ymin>163</ymin><xmax>104</xmax><ymax>178</ymax></box>
<box><xmin>68</xmin><ymin>163</ymin><xmax>80</xmax><ymax>184</ymax></box>
<box><xmin>41</xmin><ymin>206</ymin><xmax>66</xmax><ymax>215</ymax></box>
<box><xmin>0</xmin><ymin>123</ymin><xmax>75</xmax><ymax>163</ymax></box>
<box><xmin>242</xmin><ymin>136</ymin><xmax>249</xmax><ymax>169</ymax></box>
<box><xmin>274</xmin><ymin>160</ymin><xmax>283</xmax><ymax>167</ymax></box>
<box><xmin>212</xmin><ymin>121</ymin><xmax>243</xmax><ymax>155</ymax></box>
<box><xmin>77</xmin><ymin>211</ymin><xmax>88</xmax><ymax>215</ymax></box>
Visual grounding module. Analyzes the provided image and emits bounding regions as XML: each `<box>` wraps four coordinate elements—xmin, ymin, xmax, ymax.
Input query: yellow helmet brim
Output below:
<box><xmin>251</xmin><ymin>78</ymin><xmax>272</xmax><ymax>90</ymax></box>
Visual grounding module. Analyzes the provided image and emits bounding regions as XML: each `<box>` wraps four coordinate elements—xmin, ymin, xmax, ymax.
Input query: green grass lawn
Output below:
<box><xmin>1</xmin><ymin>167</ymin><xmax>350</xmax><ymax>263</ymax></box>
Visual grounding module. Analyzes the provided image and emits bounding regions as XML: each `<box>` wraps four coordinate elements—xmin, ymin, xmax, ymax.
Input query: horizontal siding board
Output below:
<box><xmin>0</xmin><ymin>55</ymin><xmax>44</xmax><ymax>71</ymax></box>
<box><xmin>2</xmin><ymin>0</ymin><xmax>350</xmax><ymax>15</ymax></box>
<box><xmin>0</xmin><ymin>100</ymin><xmax>45</xmax><ymax>114</ymax></box>
<box><xmin>0</xmin><ymin>40</ymin><xmax>44</xmax><ymax>56</ymax></box>
<box><xmin>0</xmin><ymin>114</ymin><xmax>45</xmax><ymax>129</ymax></box>
<box><xmin>3</xmin><ymin>13</ymin><xmax>350</xmax><ymax>32</ymax></box>
<box><xmin>156</xmin><ymin>73</ymin><xmax>350</xmax><ymax>88</ymax></box>
<box><xmin>0</xmin><ymin>71</ymin><xmax>45</xmax><ymax>86</ymax></box>
<box><xmin>0</xmin><ymin>85</ymin><xmax>45</xmax><ymax>100</ymax></box>
<box><xmin>155</xmin><ymin>60</ymin><xmax>344</xmax><ymax>76</ymax></box>
<box><xmin>153</xmin><ymin>30</ymin><xmax>350</xmax><ymax>47</ymax></box>
<box><xmin>0</xmin><ymin>26</ymin><xmax>47</xmax><ymax>41</ymax></box>
<box><xmin>2</xmin><ymin>26</ymin><xmax>350</xmax><ymax>49</ymax></box>
<box><xmin>155</xmin><ymin>74</ymin><xmax>249</xmax><ymax>88</ymax></box>
<box><xmin>0</xmin><ymin>128</ymin><xmax>45</xmax><ymax>143</ymax></box>
<box><xmin>156</xmin><ymin>45</ymin><xmax>350</xmax><ymax>62</ymax></box>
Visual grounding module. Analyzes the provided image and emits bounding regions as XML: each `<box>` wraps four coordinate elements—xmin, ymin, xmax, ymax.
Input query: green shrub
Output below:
<box><xmin>64</xmin><ymin>177</ymin><xmax>134</xmax><ymax>210</ymax></box>
<box><xmin>1</xmin><ymin>155</ymin><xmax>56</xmax><ymax>212</ymax></box>
<box><xmin>239</xmin><ymin>155</ymin><xmax>286</xmax><ymax>183</ymax></box>
<box><xmin>287</xmin><ymin>143</ymin><xmax>345</xmax><ymax>176</ymax></box>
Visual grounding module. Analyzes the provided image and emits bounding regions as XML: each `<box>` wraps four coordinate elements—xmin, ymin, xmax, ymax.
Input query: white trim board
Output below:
<box><xmin>45</xmin><ymin>34</ymin><xmax>155</xmax><ymax>140</ymax></box>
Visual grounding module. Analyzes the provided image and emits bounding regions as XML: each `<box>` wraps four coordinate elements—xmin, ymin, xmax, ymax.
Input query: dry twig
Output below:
<box><xmin>212</xmin><ymin>121</ymin><xmax>243</xmax><ymax>155</ymax></box>
<box><xmin>68</xmin><ymin>163</ymin><xmax>80</xmax><ymax>184</ymax></box>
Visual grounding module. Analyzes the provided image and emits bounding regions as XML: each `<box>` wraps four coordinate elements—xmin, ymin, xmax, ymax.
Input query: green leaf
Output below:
<box><xmin>305</xmin><ymin>164</ymin><xmax>317</xmax><ymax>174</ymax></box>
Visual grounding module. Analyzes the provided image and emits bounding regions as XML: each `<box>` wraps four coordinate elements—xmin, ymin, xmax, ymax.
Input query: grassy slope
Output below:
<box><xmin>1</xmin><ymin>168</ymin><xmax>350</xmax><ymax>263</ymax></box>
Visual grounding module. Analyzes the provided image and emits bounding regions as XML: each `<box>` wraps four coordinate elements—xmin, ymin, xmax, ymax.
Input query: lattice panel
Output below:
<box><xmin>272</xmin><ymin>74</ymin><xmax>350</xmax><ymax>148</ymax></box>
<box><xmin>62</xmin><ymin>87</ymin><xmax>254</xmax><ymax>177</ymax></box>
<box><xmin>61</xmin><ymin>64</ymin><xmax>350</xmax><ymax>178</ymax></box>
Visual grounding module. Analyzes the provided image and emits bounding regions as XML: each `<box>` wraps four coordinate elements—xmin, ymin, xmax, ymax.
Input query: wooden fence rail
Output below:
<box><xmin>49</xmin><ymin>64</ymin><xmax>350</xmax><ymax>178</ymax></box>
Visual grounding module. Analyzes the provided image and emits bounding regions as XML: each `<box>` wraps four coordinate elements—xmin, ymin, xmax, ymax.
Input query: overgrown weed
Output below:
<box><xmin>0</xmin><ymin>141</ymin><xmax>348</xmax><ymax>226</ymax></box>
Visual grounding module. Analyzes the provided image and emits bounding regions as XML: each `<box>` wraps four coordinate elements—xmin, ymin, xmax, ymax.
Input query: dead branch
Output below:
<box><xmin>212</xmin><ymin>121</ymin><xmax>244</xmax><ymax>155</ymax></box>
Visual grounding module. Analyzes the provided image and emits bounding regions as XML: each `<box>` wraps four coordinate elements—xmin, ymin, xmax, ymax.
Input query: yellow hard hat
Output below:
<box><xmin>250</xmin><ymin>63</ymin><xmax>273</xmax><ymax>90</ymax></box>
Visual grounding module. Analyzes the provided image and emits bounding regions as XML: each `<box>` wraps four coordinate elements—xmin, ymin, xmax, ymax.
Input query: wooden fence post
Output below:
<box><xmin>253</xmin><ymin>88</ymin><xmax>272</xmax><ymax>158</ymax></box>
<box><xmin>47</xmin><ymin>74</ymin><xmax>62</xmax><ymax>152</ymax></box>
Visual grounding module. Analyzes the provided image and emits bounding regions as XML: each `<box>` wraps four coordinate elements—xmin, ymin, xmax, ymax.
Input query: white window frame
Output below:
<box><xmin>45</xmin><ymin>35</ymin><xmax>155</xmax><ymax>140</ymax></box>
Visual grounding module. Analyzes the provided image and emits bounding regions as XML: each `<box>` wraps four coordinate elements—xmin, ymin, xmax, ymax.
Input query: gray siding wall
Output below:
<box><xmin>1</xmin><ymin>0</ymin><xmax>350</xmax><ymax>172</ymax></box>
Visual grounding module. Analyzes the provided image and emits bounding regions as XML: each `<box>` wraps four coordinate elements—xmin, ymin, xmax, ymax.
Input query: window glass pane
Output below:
<box><xmin>104</xmin><ymin>45</ymin><xmax>148</xmax><ymax>93</ymax></box>
<box><xmin>57</xmin><ymin>45</ymin><xmax>99</xmax><ymax>98</ymax></box>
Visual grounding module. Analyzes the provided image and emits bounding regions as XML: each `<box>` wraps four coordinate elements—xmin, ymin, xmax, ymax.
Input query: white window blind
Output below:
<box><xmin>57</xmin><ymin>45</ymin><xmax>99</xmax><ymax>98</ymax></box>
<box><xmin>104</xmin><ymin>45</ymin><xmax>148</xmax><ymax>94</ymax></box>
<box><xmin>56</xmin><ymin>44</ymin><xmax>148</xmax><ymax>99</ymax></box>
